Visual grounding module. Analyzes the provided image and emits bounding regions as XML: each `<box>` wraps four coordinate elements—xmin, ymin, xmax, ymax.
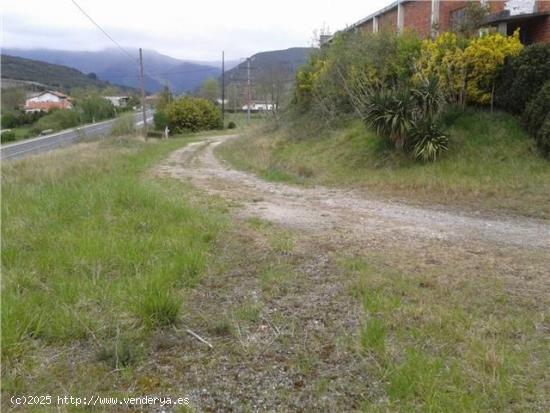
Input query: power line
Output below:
<box><xmin>70</xmin><ymin>0</ymin><xmax>138</xmax><ymax>65</ymax></box>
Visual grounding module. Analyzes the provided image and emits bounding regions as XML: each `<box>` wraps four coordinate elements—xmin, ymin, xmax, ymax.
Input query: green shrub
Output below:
<box><xmin>227</xmin><ymin>121</ymin><xmax>237</xmax><ymax>129</ymax></box>
<box><xmin>536</xmin><ymin>115</ymin><xmax>550</xmax><ymax>158</ymax></box>
<box><xmin>34</xmin><ymin>109</ymin><xmax>79</xmax><ymax>133</ymax></box>
<box><xmin>164</xmin><ymin>97</ymin><xmax>222</xmax><ymax>133</ymax></box>
<box><xmin>495</xmin><ymin>43</ymin><xmax>550</xmax><ymax>114</ymax></box>
<box><xmin>1</xmin><ymin>130</ymin><xmax>17</xmax><ymax>143</ymax></box>
<box><xmin>523</xmin><ymin>81</ymin><xmax>550</xmax><ymax>136</ymax></box>
<box><xmin>153</xmin><ymin>110</ymin><xmax>169</xmax><ymax>131</ymax></box>
<box><xmin>2</xmin><ymin>111</ymin><xmax>46</xmax><ymax>128</ymax></box>
<box><xmin>1</xmin><ymin>112</ymin><xmax>18</xmax><ymax>129</ymax></box>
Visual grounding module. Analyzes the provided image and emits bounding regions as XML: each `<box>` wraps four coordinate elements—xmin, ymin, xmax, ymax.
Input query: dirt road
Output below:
<box><xmin>153</xmin><ymin>135</ymin><xmax>549</xmax><ymax>411</ymax></box>
<box><xmin>157</xmin><ymin>135</ymin><xmax>549</xmax><ymax>250</ymax></box>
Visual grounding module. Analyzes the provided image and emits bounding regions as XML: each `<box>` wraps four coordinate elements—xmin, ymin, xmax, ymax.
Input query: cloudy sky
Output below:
<box><xmin>2</xmin><ymin>0</ymin><xmax>389</xmax><ymax>61</ymax></box>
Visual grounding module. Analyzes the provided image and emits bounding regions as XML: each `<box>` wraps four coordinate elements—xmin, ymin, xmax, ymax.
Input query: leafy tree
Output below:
<box><xmin>78</xmin><ymin>94</ymin><xmax>115</xmax><ymax>123</ymax></box>
<box><xmin>226</xmin><ymin>83</ymin><xmax>241</xmax><ymax>112</ymax></box>
<box><xmin>198</xmin><ymin>78</ymin><xmax>220</xmax><ymax>103</ymax></box>
<box><xmin>156</xmin><ymin>85</ymin><xmax>173</xmax><ymax>112</ymax></box>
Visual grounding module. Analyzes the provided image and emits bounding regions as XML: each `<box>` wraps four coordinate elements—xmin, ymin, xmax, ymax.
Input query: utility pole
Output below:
<box><xmin>139</xmin><ymin>48</ymin><xmax>147</xmax><ymax>140</ymax></box>
<box><xmin>247</xmin><ymin>58</ymin><xmax>251</xmax><ymax>122</ymax></box>
<box><xmin>221</xmin><ymin>51</ymin><xmax>225</xmax><ymax>127</ymax></box>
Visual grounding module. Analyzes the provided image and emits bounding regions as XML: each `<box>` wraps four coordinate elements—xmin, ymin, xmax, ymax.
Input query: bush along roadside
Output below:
<box><xmin>154</xmin><ymin>97</ymin><xmax>222</xmax><ymax>133</ymax></box>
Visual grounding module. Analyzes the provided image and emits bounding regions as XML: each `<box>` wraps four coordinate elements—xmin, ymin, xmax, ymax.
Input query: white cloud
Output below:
<box><xmin>2</xmin><ymin>0</ymin><xmax>390</xmax><ymax>60</ymax></box>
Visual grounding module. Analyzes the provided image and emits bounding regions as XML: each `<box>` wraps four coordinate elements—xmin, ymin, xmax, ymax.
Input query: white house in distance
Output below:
<box><xmin>242</xmin><ymin>102</ymin><xmax>277</xmax><ymax>112</ymax></box>
<box><xmin>103</xmin><ymin>96</ymin><xmax>130</xmax><ymax>107</ymax></box>
<box><xmin>25</xmin><ymin>91</ymin><xmax>73</xmax><ymax>113</ymax></box>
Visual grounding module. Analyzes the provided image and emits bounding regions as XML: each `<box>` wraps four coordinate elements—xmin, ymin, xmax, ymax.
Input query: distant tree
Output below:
<box><xmin>78</xmin><ymin>94</ymin><xmax>115</xmax><ymax>123</ymax></box>
<box><xmin>198</xmin><ymin>78</ymin><xmax>220</xmax><ymax>103</ymax></box>
<box><xmin>256</xmin><ymin>64</ymin><xmax>288</xmax><ymax>112</ymax></box>
<box><xmin>156</xmin><ymin>85</ymin><xmax>173</xmax><ymax>111</ymax></box>
<box><xmin>226</xmin><ymin>83</ymin><xmax>240</xmax><ymax>112</ymax></box>
<box><xmin>87</xmin><ymin>72</ymin><xmax>98</xmax><ymax>80</ymax></box>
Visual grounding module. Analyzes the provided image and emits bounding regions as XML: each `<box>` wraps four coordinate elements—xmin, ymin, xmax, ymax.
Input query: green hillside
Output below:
<box><xmin>1</xmin><ymin>54</ymin><xmax>112</xmax><ymax>92</ymax></box>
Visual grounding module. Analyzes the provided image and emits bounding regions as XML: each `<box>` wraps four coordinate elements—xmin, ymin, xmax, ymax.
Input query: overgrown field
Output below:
<box><xmin>1</xmin><ymin>136</ymin><xmax>227</xmax><ymax>403</ymax></box>
<box><xmin>217</xmin><ymin>109</ymin><xmax>550</xmax><ymax>219</ymax></box>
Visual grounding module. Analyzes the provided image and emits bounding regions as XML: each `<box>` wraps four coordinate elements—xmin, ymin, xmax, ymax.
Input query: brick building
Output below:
<box><xmin>338</xmin><ymin>0</ymin><xmax>550</xmax><ymax>44</ymax></box>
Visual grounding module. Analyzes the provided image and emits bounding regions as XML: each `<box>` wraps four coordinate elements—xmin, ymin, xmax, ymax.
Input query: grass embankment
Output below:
<box><xmin>1</xmin><ymin>135</ymin><xmax>226</xmax><ymax>399</ymax></box>
<box><xmin>217</xmin><ymin>109</ymin><xmax>550</xmax><ymax>219</ymax></box>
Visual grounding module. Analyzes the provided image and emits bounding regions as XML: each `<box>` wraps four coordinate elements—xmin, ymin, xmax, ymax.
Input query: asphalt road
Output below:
<box><xmin>1</xmin><ymin>110</ymin><xmax>154</xmax><ymax>161</ymax></box>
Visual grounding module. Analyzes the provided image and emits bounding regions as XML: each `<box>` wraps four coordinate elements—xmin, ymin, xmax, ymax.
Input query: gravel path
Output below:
<box><xmin>157</xmin><ymin>135</ymin><xmax>550</xmax><ymax>250</ymax></box>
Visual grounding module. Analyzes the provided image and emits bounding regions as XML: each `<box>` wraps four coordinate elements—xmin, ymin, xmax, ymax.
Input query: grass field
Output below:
<box><xmin>1</xmin><ymin>135</ymin><xmax>227</xmax><ymax>402</ymax></box>
<box><xmin>217</xmin><ymin>109</ymin><xmax>550</xmax><ymax>219</ymax></box>
<box><xmin>2</xmin><ymin>114</ymin><xmax>548</xmax><ymax>411</ymax></box>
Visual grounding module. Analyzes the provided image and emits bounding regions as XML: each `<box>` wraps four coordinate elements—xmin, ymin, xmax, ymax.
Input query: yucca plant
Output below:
<box><xmin>409</xmin><ymin>119</ymin><xmax>449</xmax><ymax>162</ymax></box>
<box><xmin>412</xmin><ymin>76</ymin><xmax>445</xmax><ymax>119</ymax></box>
<box><xmin>363</xmin><ymin>87</ymin><xmax>416</xmax><ymax>149</ymax></box>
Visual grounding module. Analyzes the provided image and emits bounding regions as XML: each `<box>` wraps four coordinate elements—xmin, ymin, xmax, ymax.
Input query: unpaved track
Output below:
<box><xmin>153</xmin><ymin>135</ymin><xmax>549</xmax><ymax>411</ymax></box>
<box><xmin>157</xmin><ymin>135</ymin><xmax>549</xmax><ymax>250</ymax></box>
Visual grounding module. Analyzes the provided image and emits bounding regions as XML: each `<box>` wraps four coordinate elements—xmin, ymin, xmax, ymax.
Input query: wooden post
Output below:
<box><xmin>139</xmin><ymin>48</ymin><xmax>147</xmax><ymax>140</ymax></box>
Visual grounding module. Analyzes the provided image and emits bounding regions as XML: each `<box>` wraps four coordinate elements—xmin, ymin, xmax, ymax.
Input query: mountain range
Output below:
<box><xmin>3</xmin><ymin>47</ymin><xmax>315</xmax><ymax>95</ymax></box>
<box><xmin>2</xmin><ymin>48</ymin><xmax>227</xmax><ymax>94</ymax></box>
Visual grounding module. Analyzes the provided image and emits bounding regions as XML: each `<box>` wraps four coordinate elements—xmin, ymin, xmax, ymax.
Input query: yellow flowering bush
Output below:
<box><xmin>415</xmin><ymin>31</ymin><xmax>523</xmax><ymax>106</ymax></box>
<box><xmin>415</xmin><ymin>32</ymin><xmax>468</xmax><ymax>105</ymax></box>
<box><xmin>463</xmin><ymin>30</ymin><xmax>523</xmax><ymax>105</ymax></box>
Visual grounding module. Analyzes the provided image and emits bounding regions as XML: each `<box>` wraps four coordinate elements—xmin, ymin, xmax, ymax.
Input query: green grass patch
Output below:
<box><xmin>1</xmin><ymin>135</ymin><xmax>226</xmax><ymax>384</ymax></box>
<box><xmin>217</xmin><ymin>109</ymin><xmax>550</xmax><ymax>218</ymax></box>
<box><xmin>340</xmin><ymin>256</ymin><xmax>549</xmax><ymax>412</ymax></box>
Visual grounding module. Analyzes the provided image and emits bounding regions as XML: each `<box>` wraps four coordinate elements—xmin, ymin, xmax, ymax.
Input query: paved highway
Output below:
<box><xmin>1</xmin><ymin>110</ymin><xmax>154</xmax><ymax>161</ymax></box>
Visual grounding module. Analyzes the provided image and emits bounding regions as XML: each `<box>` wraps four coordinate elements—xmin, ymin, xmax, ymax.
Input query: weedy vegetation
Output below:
<box><xmin>1</xmin><ymin>135</ymin><xmax>226</xmax><ymax>398</ymax></box>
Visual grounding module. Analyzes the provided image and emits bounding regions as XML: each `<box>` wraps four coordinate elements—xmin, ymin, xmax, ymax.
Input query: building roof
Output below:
<box><xmin>351</xmin><ymin>0</ymin><xmax>400</xmax><ymax>30</ymax></box>
<box><xmin>38</xmin><ymin>90</ymin><xmax>70</xmax><ymax>99</ymax></box>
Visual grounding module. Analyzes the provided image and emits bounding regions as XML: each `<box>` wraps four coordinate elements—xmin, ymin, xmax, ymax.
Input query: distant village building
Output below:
<box><xmin>329</xmin><ymin>0</ymin><xmax>550</xmax><ymax>44</ymax></box>
<box><xmin>103</xmin><ymin>96</ymin><xmax>130</xmax><ymax>107</ymax></box>
<box><xmin>242</xmin><ymin>102</ymin><xmax>277</xmax><ymax>112</ymax></box>
<box><xmin>24</xmin><ymin>91</ymin><xmax>73</xmax><ymax>113</ymax></box>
